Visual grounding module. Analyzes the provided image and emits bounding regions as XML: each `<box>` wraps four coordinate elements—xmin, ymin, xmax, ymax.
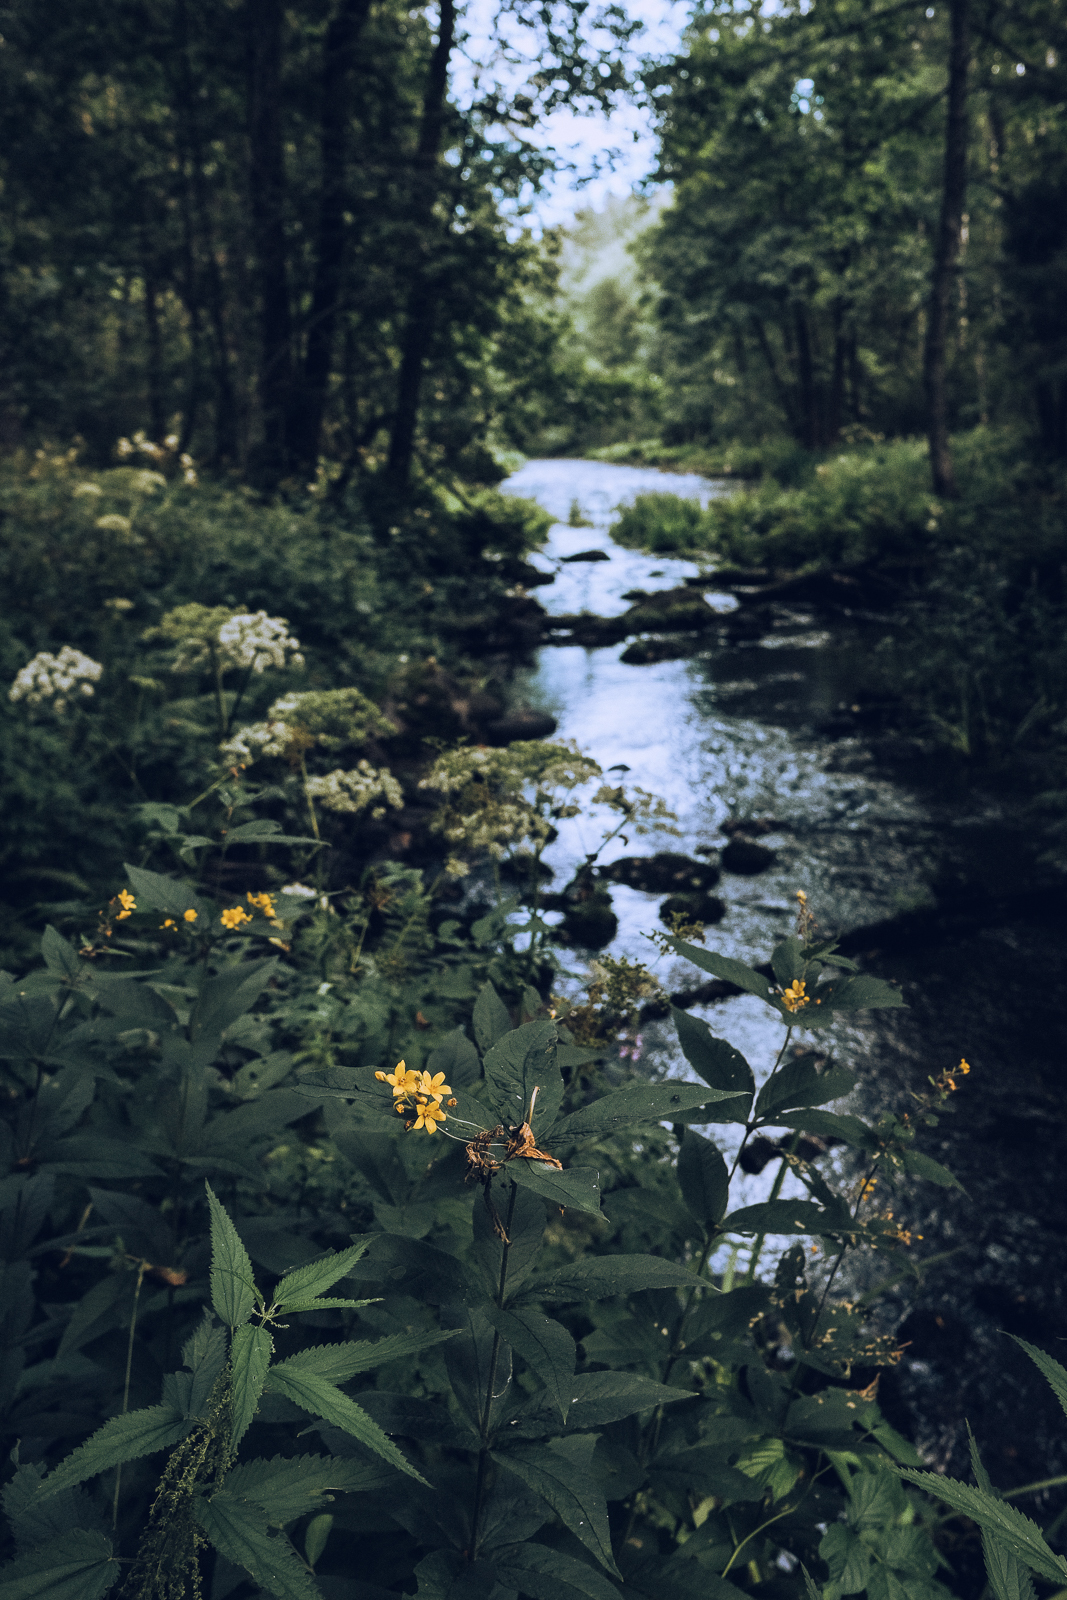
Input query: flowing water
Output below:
<box><xmin>501</xmin><ymin>458</ymin><xmax>1067</xmax><ymax>1492</ymax></box>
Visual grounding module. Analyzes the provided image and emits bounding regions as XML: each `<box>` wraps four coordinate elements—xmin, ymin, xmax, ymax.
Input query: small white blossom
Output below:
<box><xmin>280</xmin><ymin>883</ymin><xmax>317</xmax><ymax>898</ymax></box>
<box><xmin>95</xmin><ymin>513</ymin><xmax>133</xmax><ymax>534</ymax></box>
<box><xmin>73</xmin><ymin>481</ymin><xmax>103</xmax><ymax>498</ymax></box>
<box><xmin>9</xmin><ymin>646</ymin><xmax>103</xmax><ymax>713</ymax></box>
<box><xmin>217</xmin><ymin>612</ymin><xmax>304</xmax><ymax>674</ymax></box>
<box><xmin>219</xmin><ymin>720</ymin><xmax>295</xmax><ymax>763</ymax></box>
<box><xmin>305</xmin><ymin>762</ymin><xmax>403</xmax><ymax>820</ymax></box>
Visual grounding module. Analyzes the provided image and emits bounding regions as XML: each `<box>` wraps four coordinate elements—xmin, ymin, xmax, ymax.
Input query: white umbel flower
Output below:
<box><xmin>9</xmin><ymin>646</ymin><xmax>103</xmax><ymax>713</ymax></box>
<box><xmin>305</xmin><ymin>762</ymin><xmax>404</xmax><ymax>820</ymax></box>
<box><xmin>219</xmin><ymin>720</ymin><xmax>294</xmax><ymax>762</ymax></box>
<box><xmin>217</xmin><ymin>612</ymin><xmax>304</xmax><ymax>674</ymax></box>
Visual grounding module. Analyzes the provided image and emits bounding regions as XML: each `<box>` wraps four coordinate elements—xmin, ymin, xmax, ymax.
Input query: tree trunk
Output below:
<box><xmin>288</xmin><ymin>0</ymin><xmax>374</xmax><ymax>479</ymax></box>
<box><xmin>750</xmin><ymin>315</ymin><xmax>798</xmax><ymax>436</ymax></box>
<box><xmin>924</xmin><ymin>0</ymin><xmax>970</xmax><ymax>498</ymax></box>
<box><xmin>793</xmin><ymin>302</ymin><xmax>818</xmax><ymax>449</ymax></box>
<box><xmin>385</xmin><ymin>0</ymin><xmax>456</xmax><ymax>497</ymax></box>
<box><xmin>247</xmin><ymin>0</ymin><xmax>292</xmax><ymax>484</ymax></box>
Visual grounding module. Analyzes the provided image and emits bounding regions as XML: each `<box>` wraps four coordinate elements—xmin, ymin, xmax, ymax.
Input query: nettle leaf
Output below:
<box><xmin>193</xmin><ymin>1494</ymin><xmax>320</xmax><ymax>1600</ymax></box>
<box><xmin>263</xmin><ymin>1366</ymin><xmax>425</xmax><ymax>1481</ymax></box>
<box><xmin>481</xmin><ymin>1021</ymin><xmax>562</xmax><ymax>1132</ymax></box>
<box><xmin>1009</xmin><ymin>1337</ymin><xmax>1067</xmax><ymax>1426</ymax></box>
<box><xmin>557</xmin><ymin>1083</ymin><xmax>741</xmax><ymax>1144</ymax></box>
<box><xmin>492</xmin><ymin>1542</ymin><xmax>622</xmax><ymax>1600</ymax></box>
<box><xmin>270</xmin><ymin>1328</ymin><xmax>459</xmax><ymax>1385</ymax></box>
<box><xmin>225</xmin><ymin>1456</ymin><xmax>398</xmax><ymax>1526</ymax></box>
<box><xmin>669</xmin><ymin>940</ymin><xmax>772</xmax><ymax>1001</ymax></box>
<box><xmin>0</xmin><ymin>1529</ymin><xmax>119</xmax><ymax>1600</ymax></box>
<box><xmin>677</xmin><ymin>1130</ymin><xmax>729</xmax><ymax>1228</ymax></box>
<box><xmin>273</xmin><ymin>1242</ymin><xmax>370</xmax><ymax>1306</ymax></box>
<box><xmin>495</xmin><ymin>1436</ymin><xmax>621</xmax><ymax>1578</ymax></box>
<box><xmin>231</xmin><ymin>1324</ymin><xmax>273</xmax><ymax>1449</ymax></box>
<box><xmin>897</xmin><ymin>1472</ymin><xmax>1067</xmax><ymax>1584</ymax></box>
<box><xmin>485</xmin><ymin>1306</ymin><xmax>575</xmax><ymax>1420</ymax></box>
<box><xmin>473</xmin><ymin>982</ymin><xmax>511</xmax><ymax>1054</ymax></box>
<box><xmin>672</xmin><ymin>1009</ymin><xmax>754</xmax><ymax>1111</ymax></box>
<box><xmin>754</xmin><ymin>1056</ymin><xmax>857</xmax><ymax>1118</ymax></box>
<box><xmin>206</xmin><ymin>1183</ymin><xmax>257</xmax><ymax>1328</ymax></box>
<box><xmin>723</xmin><ymin>1200</ymin><xmax>850</xmax><ymax>1237</ymax></box>
<box><xmin>510</xmin><ymin>1160</ymin><xmax>601</xmax><ymax>1216</ymax></box>
<box><xmin>2</xmin><ymin>1465</ymin><xmax>105</xmax><ymax>1556</ymax></box>
<box><xmin>38</xmin><ymin>1407</ymin><xmax>190</xmax><ymax>1497</ymax></box>
<box><xmin>969</xmin><ymin>1425</ymin><xmax>1038</xmax><ymax>1600</ymax></box>
<box><xmin>529</xmin><ymin>1255</ymin><xmax>698</xmax><ymax>1303</ymax></box>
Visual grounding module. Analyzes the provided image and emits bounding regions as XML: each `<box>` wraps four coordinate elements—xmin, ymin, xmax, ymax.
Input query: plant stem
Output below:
<box><xmin>744</xmin><ymin>1133</ymin><xmax>799</xmax><ymax>1284</ymax></box>
<box><xmin>469</xmin><ymin>1179</ymin><xmax>517</xmax><ymax>1560</ymax></box>
<box><xmin>112</xmin><ymin>1260</ymin><xmax>148</xmax><ymax>1528</ymax></box>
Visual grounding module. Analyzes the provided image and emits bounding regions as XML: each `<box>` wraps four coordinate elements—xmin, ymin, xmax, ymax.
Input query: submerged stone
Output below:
<box><xmin>721</xmin><ymin>837</ymin><xmax>778</xmax><ymax>875</ymax></box>
<box><xmin>601</xmin><ymin>852</ymin><xmax>721</xmax><ymax>894</ymax></box>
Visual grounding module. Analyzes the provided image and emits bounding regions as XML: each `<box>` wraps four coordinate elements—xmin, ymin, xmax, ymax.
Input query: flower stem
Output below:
<box><xmin>469</xmin><ymin>1179</ymin><xmax>518</xmax><ymax>1561</ymax></box>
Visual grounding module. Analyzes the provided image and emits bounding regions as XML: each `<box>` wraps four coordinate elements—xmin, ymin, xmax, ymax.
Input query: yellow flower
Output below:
<box><xmin>247</xmin><ymin>891</ymin><xmax>277</xmax><ymax>918</ymax></box>
<box><xmin>795</xmin><ymin>890</ymin><xmax>807</xmax><ymax>905</ymax></box>
<box><xmin>411</xmin><ymin>1099</ymin><xmax>446</xmax><ymax>1134</ymax></box>
<box><xmin>116</xmin><ymin>890</ymin><xmax>136</xmax><ymax>921</ymax></box>
<box><xmin>957</xmin><ymin>1057</ymin><xmax>971</xmax><ymax>1075</ymax></box>
<box><xmin>418</xmin><ymin>1070</ymin><xmax>453</xmax><ymax>1103</ymax></box>
<box><xmin>781</xmin><ymin>979</ymin><xmax>810</xmax><ymax>1013</ymax></box>
<box><xmin>375</xmin><ymin>1061</ymin><xmax>422</xmax><ymax>1097</ymax></box>
<box><xmin>183</xmin><ymin>908</ymin><xmax>198</xmax><ymax>922</ymax></box>
<box><xmin>220</xmin><ymin>906</ymin><xmax>252</xmax><ymax>930</ymax></box>
<box><xmin>160</xmin><ymin>918</ymin><xmax>176</xmax><ymax>930</ymax></box>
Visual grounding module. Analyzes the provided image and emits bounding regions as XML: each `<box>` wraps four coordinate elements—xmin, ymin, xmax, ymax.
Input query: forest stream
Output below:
<box><xmin>503</xmin><ymin>457</ymin><xmax>1067</xmax><ymax>1491</ymax></box>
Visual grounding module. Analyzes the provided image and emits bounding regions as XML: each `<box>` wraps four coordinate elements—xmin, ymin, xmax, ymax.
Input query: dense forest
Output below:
<box><xmin>0</xmin><ymin>2</ymin><xmax>1066</xmax><ymax>1598</ymax></box>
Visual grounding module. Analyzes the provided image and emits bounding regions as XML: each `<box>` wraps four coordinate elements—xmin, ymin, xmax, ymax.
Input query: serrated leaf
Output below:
<box><xmin>510</xmin><ymin>1159</ymin><xmax>601</xmax><ymax>1215</ymax></box>
<box><xmin>671</xmin><ymin>1009</ymin><xmax>755</xmax><ymax>1108</ymax></box>
<box><xmin>897</xmin><ymin>1471</ymin><xmax>1067</xmax><ymax>1583</ymax></box>
<box><xmin>677</xmin><ymin>1130</ymin><xmax>729</xmax><ymax>1227</ymax></box>
<box><xmin>231</xmin><ymin>1324</ymin><xmax>273</xmax><ymax>1449</ymax></box>
<box><xmin>669</xmin><ymin>941</ymin><xmax>772</xmax><ymax>1000</ymax></box>
<box><xmin>268</xmin><ymin>1327</ymin><xmax>459</xmax><ymax>1385</ymax></box>
<box><xmin>263</xmin><ymin>1366</ymin><xmax>425</xmax><ymax>1480</ymax></box>
<box><xmin>274</xmin><ymin>1242</ymin><xmax>370</xmax><ymax>1306</ymax></box>
<box><xmin>1010</xmin><ymin>1335</ymin><xmax>1067</xmax><ymax>1426</ymax></box>
<box><xmin>193</xmin><ymin>1493</ymin><xmax>320</xmax><ymax>1600</ymax></box>
<box><xmin>38</xmin><ymin>1407</ymin><xmax>189</xmax><ymax>1497</ymax></box>
<box><xmin>492</xmin><ymin>1542</ymin><xmax>621</xmax><ymax>1600</ymax></box>
<box><xmin>799</xmin><ymin>1567</ymin><xmax>822</xmax><ymax>1600</ymax></box>
<box><xmin>484</xmin><ymin>1306</ymin><xmax>575</xmax><ymax>1420</ymax></box>
<box><xmin>968</xmin><ymin>1425</ymin><xmax>1038</xmax><ymax>1600</ymax></box>
<box><xmin>557</xmin><ymin>1083</ymin><xmax>741</xmax><ymax>1144</ymax></box>
<box><xmin>473</xmin><ymin>982</ymin><xmax>511</xmax><ymax>1053</ymax></box>
<box><xmin>529</xmin><ymin>1255</ymin><xmax>698</xmax><ymax>1302</ymax></box>
<box><xmin>723</xmin><ymin>1200</ymin><xmax>849</xmax><ymax>1236</ymax></box>
<box><xmin>205</xmin><ymin>1183</ymin><xmax>257</xmax><ymax>1327</ymax></box>
<box><xmin>495</xmin><ymin>1436</ymin><xmax>621</xmax><ymax>1578</ymax></box>
<box><xmin>0</xmin><ymin>1530</ymin><xmax>118</xmax><ymax>1600</ymax></box>
<box><xmin>274</xmin><ymin>1298</ymin><xmax>371</xmax><ymax>1313</ymax></box>
<box><xmin>224</xmin><ymin>1456</ymin><xmax>399</xmax><ymax>1526</ymax></box>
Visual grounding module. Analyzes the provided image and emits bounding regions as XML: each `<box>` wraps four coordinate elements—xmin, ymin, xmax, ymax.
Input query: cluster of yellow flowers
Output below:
<box><xmin>375</xmin><ymin>1060</ymin><xmax>455</xmax><ymax>1135</ymax></box>
<box><xmin>115</xmin><ymin>890</ymin><xmax>136</xmax><ymax>921</ymax></box>
<box><xmin>160</xmin><ymin>909</ymin><xmax>200</xmax><ymax>930</ymax></box>
<box><xmin>780</xmin><ymin>979</ymin><xmax>810</xmax><ymax>1013</ymax></box>
<box><xmin>247</xmin><ymin>891</ymin><xmax>277</xmax><ymax>918</ymax></box>
<box><xmin>220</xmin><ymin>906</ymin><xmax>252</xmax><ymax>931</ymax></box>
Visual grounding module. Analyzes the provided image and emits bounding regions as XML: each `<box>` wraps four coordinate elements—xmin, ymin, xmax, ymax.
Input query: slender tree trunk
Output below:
<box><xmin>175</xmin><ymin>0</ymin><xmax>239</xmax><ymax>465</ymax></box>
<box><xmin>247</xmin><ymin>0</ymin><xmax>292</xmax><ymax>484</ymax></box>
<box><xmin>793</xmin><ymin>302</ymin><xmax>817</xmax><ymax>449</ymax></box>
<box><xmin>750</xmin><ymin>314</ymin><xmax>798</xmax><ymax>435</ymax></box>
<box><xmin>385</xmin><ymin>0</ymin><xmax>456</xmax><ymax>496</ymax></box>
<box><xmin>829</xmin><ymin>300</ymin><xmax>846</xmax><ymax>443</ymax></box>
<box><xmin>924</xmin><ymin>0</ymin><xmax>970</xmax><ymax>497</ymax></box>
<box><xmin>142</xmin><ymin>252</ymin><xmax>167</xmax><ymax>446</ymax></box>
<box><xmin>288</xmin><ymin>0</ymin><xmax>374</xmax><ymax>479</ymax></box>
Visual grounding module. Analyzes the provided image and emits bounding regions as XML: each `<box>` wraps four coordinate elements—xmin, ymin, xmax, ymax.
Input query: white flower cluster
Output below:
<box><xmin>219</xmin><ymin>719</ymin><xmax>295</xmax><ymax>763</ymax></box>
<box><xmin>218</xmin><ymin>612</ymin><xmax>304</xmax><ymax>674</ymax></box>
<box><xmin>305</xmin><ymin>763</ymin><xmax>403</xmax><ymax>821</ymax></box>
<box><xmin>9</xmin><ymin>646</ymin><xmax>103</xmax><ymax>713</ymax></box>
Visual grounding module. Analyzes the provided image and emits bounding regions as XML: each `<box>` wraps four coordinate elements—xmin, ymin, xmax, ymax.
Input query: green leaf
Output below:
<box><xmin>968</xmin><ymin>1425</ymin><xmax>1038</xmax><ymax>1600</ymax></box>
<box><xmin>669</xmin><ymin>941</ymin><xmax>772</xmax><ymax>1000</ymax></box>
<box><xmin>427</xmin><ymin>1027</ymin><xmax>482</xmax><ymax>1088</ymax></box>
<box><xmin>677</xmin><ymin>1129</ymin><xmax>729</xmax><ymax>1228</ymax></box>
<box><xmin>484</xmin><ymin>1307</ymin><xmax>575</xmax><ymax>1420</ymax></box>
<box><xmin>495</xmin><ymin>1436</ymin><xmax>621</xmax><ymax>1578</ymax></box>
<box><xmin>723</xmin><ymin>1200</ymin><xmax>849</xmax><ymax>1236</ymax></box>
<box><xmin>268</xmin><ymin>1328</ymin><xmax>459</xmax><ymax>1386</ymax></box>
<box><xmin>900</xmin><ymin>1150</ymin><xmax>965</xmax><ymax>1190</ymax></box>
<box><xmin>754</xmin><ymin>1057</ymin><xmax>857</xmax><ymax>1118</ymax></box>
<box><xmin>777</xmin><ymin>1110</ymin><xmax>873</xmax><ymax>1146</ymax></box>
<box><xmin>191</xmin><ymin>961</ymin><xmax>277</xmax><ymax>1046</ymax></box>
<box><xmin>473</xmin><ymin>982</ymin><xmax>511</xmax><ymax>1053</ymax></box>
<box><xmin>0</xmin><ymin>1530</ymin><xmax>119</xmax><ymax>1600</ymax></box>
<box><xmin>671</xmin><ymin>1009</ymin><xmax>755</xmax><ymax>1107</ymax></box>
<box><xmin>193</xmin><ymin>1493</ymin><xmax>320</xmax><ymax>1600</ymax></box>
<box><xmin>529</xmin><ymin>1255</ymin><xmax>699</xmax><ymax>1302</ymax></box>
<box><xmin>38</xmin><ymin>1407</ymin><xmax>189</xmax><ymax>1497</ymax></box>
<box><xmin>56</xmin><ymin>1272</ymin><xmax>134</xmax><ymax>1359</ymax></box>
<box><xmin>263</xmin><ymin>1366</ymin><xmax>425</xmax><ymax>1481</ymax></box>
<box><xmin>896</xmin><ymin>1471</ymin><xmax>1067</xmax><ymax>1584</ymax></box>
<box><xmin>123</xmin><ymin>864</ymin><xmax>202</xmax><ymax>919</ymax></box>
<box><xmin>224</xmin><ymin>1456</ymin><xmax>399</xmax><ymax>1526</ymax></box>
<box><xmin>510</xmin><ymin>1160</ymin><xmax>601</xmax><ymax>1215</ymax></box>
<box><xmin>230</xmin><ymin>1324</ymin><xmax>273</xmax><ymax>1449</ymax></box>
<box><xmin>770</xmin><ymin>937</ymin><xmax>807</xmax><ymax>987</ymax></box>
<box><xmin>40</xmin><ymin>928</ymin><xmax>81</xmax><ymax>983</ymax></box>
<box><xmin>492</xmin><ymin>1543</ymin><xmax>622</xmax><ymax>1600</ymax></box>
<box><xmin>799</xmin><ymin>1566</ymin><xmax>822</xmax><ymax>1600</ymax></box>
<box><xmin>205</xmin><ymin>1182</ymin><xmax>257</xmax><ymax>1328</ymax></box>
<box><xmin>273</xmin><ymin>1242</ymin><xmax>370</xmax><ymax>1306</ymax></box>
<box><xmin>821</xmin><ymin>974</ymin><xmax>905</xmax><ymax>1012</ymax></box>
<box><xmin>820</xmin><ymin>1524</ymin><xmax>872</xmax><ymax>1595</ymax></box>
<box><xmin>1010</xmin><ymin>1335</ymin><xmax>1067</xmax><ymax>1425</ymax></box>
<box><xmin>557</xmin><ymin>1083</ymin><xmax>741</xmax><ymax>1144</ymax></box>
<box><xmin>481</xmin><ymin>1020</ymin><xmax>562</xmax><ymax>1131</ymax></box>
<box><xmin>560</xmin><ymin>1371</ymin><xmax>691</xmax><ymax>1429</ymax></box>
